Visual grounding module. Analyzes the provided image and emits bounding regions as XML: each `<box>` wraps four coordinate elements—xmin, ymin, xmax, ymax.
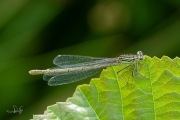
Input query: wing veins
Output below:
<box><xmin>44</xmin><ymin>68</ymin><xmax>103</xmax><ymax>86</ymax></box>
<box><xmin>53</xmin><ymin>56</ymin><xmax>117</xmax><ymax>68</ymax></box>
<box><xmin>53</xmin><ymin>55</ymin><xmax>107</xmax><ymax>68</ymax></box>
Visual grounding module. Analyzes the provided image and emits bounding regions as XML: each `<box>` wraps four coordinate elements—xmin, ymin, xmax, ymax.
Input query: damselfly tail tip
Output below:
<box><xmin>29</xmin><ymin>70</ymin><xmax>35</xmax><ymax>75</ymax></box>
<box><xmin>29</xmin><ymin>70</ymin><xmax>40</xmax><ymax>75</ymax></box>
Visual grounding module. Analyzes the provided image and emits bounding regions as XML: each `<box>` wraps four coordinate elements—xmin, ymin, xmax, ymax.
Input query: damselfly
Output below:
<box><xmin>29</xmin><ymin>51</ymin><xmax>144</xmax><ymax>86</ymax></box>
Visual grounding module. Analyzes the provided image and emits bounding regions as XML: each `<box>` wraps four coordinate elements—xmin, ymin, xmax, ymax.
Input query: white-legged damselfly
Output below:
<box><xmin>29</xmin><ymin>51</ymin><xmax>144</xmax><ymax>86</ymax></box>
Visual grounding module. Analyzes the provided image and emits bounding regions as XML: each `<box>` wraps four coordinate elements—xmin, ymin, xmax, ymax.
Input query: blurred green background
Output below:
<box><xmin>1</xmin><ymin>0</ymin><xmax>180</xmax><ymax>119</ymax></box>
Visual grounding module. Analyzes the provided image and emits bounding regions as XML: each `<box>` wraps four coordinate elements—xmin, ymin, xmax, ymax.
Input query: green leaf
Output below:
<box><xmin>32</xmin><ymin>56</ymin><xmax>180</xmax><ymax>120</ymax></box>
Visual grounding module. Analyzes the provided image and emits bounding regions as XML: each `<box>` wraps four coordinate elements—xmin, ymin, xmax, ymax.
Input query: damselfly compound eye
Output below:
<box><xmin>137</xmin><ymin>51</ymin><xmax>144</xmax><ymax>60</ymax></box>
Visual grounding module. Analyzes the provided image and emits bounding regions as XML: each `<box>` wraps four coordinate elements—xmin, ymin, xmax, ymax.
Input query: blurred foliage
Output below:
<box><xmin>1</xmin><ymin>0</ymin><xmax>180</xmax><ymax>119</ymax></box>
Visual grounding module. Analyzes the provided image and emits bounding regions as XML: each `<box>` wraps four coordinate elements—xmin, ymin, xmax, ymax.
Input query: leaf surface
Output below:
<box><xmin>32</xmin><ymin>56</ymin><xmax>180</xmax><ymax>120</ymax></box>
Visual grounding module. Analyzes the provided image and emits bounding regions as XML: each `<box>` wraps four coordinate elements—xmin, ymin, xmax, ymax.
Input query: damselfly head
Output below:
<box><xmin>137</xmin><ymin>51</ymin><xmax>144</xmax><ymax>60</ymax></box>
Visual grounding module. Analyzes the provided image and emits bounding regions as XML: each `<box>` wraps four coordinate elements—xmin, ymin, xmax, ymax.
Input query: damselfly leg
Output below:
<box><xmin>116</xmin><ymin>51</ymin><xmax>144</xmax><ymax>83</ymax></box>
<box><xmin>117</xmin><ymin>64</ymin><xmax>132</xmax><ymax>82</ymax></box>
